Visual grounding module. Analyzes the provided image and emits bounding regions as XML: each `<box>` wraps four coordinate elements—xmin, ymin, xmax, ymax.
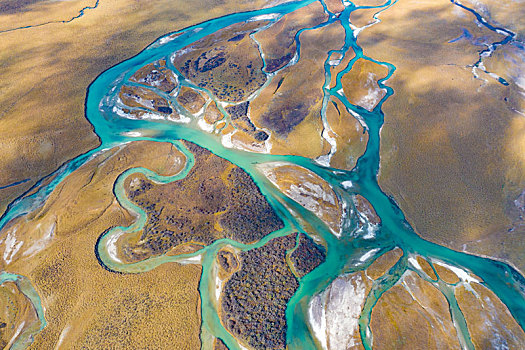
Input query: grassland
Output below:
<box><xmin>0</xmin><ymin>141</ymin><xmax>202</xmax><ymax>348</ymax></box>
<box><xmin>356</xmin><ymin>0</ymin><xmax>525</xmax><ymax>272</ymax></box>
<box><xmin>0</xmin><ymin>0</ymin><xmax>295</xmax><ymax>217</ymax></box>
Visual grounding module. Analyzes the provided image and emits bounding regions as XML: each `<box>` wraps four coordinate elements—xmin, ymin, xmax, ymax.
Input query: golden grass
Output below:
<box><xmin>341</xmin><ymin>58</ymin><xmax>388</xmax><ymax>111</ymax></box>
<box><xmin>356</xmin><ymin>0</ymin><xmax>525</xmax><ymax>272</ymax></box>
<box><xmin>0</xmin><ymin>0</ymin><xmax>94</xmax><ymax>32</ymax></box>
<box><xmin>258</xmin><ymin>162</ymin><xmax>343</xmax><ymax>234</ymax></box>
<box><xmin>325</xmin><ymin>97</ymin><xmax>368</xmax><ymax>170</ymax></box>
<box><xmin>456</xmin><ymin>282</ymin><xmax>525</xmax><ymax>349</ymax></box>
<box><xmin>366</xmin><ymin>248</ymin><xmax>402</xmax><ymax>280</ymax></box>
<box><xmin>415</xmin><ymin>256</ymin><xmax>438</xmax><ymax>280</ymax></box>
<box><xmin>0</xmin><ymin>141</ymin><xmax>202</xmax><ymax>348</ymax></box>
<box><xmin>251</xmin><ymin>20</ymin><xmax>346</xmax><ymax>159</ymax></box>
<box><xmin>0</xmin><ymin>281</ymin><xmax>39</xmax><ymax>349</ymax></box>
<box><xmin>0</xmin><ymin>0</ymin><xmax>291</xmax><ymax>216</ymax></box>
<box><xmin>370</xmin><ymin>271</ymin><xmax>460</xmax><ymax>349</ymax></box>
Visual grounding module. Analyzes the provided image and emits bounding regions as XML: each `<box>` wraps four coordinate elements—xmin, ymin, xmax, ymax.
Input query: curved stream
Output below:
<box><xmin>1</xmin><ymin>0</ymin><xmax>524</xmax><ymax>349</ymax></box>
<box><xmin>0</xmin><ymin>272</ymin><xmax>46</xmax><ymax>350</ymax></box>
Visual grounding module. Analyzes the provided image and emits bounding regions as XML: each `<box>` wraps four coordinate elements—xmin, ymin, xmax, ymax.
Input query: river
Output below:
<box><xmin>1</xmin><ymin>0</ymin><xmax>524</xmax><ymax>349</ymax></box>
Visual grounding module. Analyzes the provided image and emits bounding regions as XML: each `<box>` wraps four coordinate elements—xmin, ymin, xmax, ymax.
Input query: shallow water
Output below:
<box><xmin>0</xmin><ymin>272</ymin><xmax>46</xmax><ymax>350</ymax></box>
<box><xmin>1</xmin><ymin>0</ymin><xmax>524</xmax><ymax>349</ymax></box>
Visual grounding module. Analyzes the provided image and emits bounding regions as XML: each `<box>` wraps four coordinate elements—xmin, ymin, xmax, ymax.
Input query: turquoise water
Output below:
<box><xmin>1</xmin><ymin>0</ymin><xmax>524</xmax><ymax>349</ymax></box>
<box><xmin>0</xmin><ymin>272</ymin><xmax>46</xmax><ymax>350</ymax></box>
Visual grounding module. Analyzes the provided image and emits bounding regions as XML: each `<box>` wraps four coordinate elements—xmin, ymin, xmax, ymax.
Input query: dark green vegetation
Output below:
<box><xmin>290</xmin><ymin>233</ymin><xmax>326</xmax><ymax>278</ymax></box>
<box><xmin>2</xmin><ymin>0</ymin><xmax>525</xmax><ymax>348</ymax></box>
<box><xmin>172</xmin><ymin>22</ymin><xmax>268</xmax><ymax>102</ymax></box>
<box><xmin>221</xmin><ymin>234</ymin><xmax>297</xmax><ymax>350</ymax></box>
<box><xmin>0</xmin><ymin>322</ymin><xmax>6</xmax><ymax>350</ymax></box>
<box><xmin>225</xmin><ymin>102</ymin><xmax>269</xmax><ymax>141</ymax></box>
<box><xmin>214</xmin><ymin>337</ymin><xmax>229</xmax><ymax>350</ymax></box>
<box><xmin>217</xmin><ymin>250</ymin><xmax>240</xmax><ymax>275</ymax></box>
<box><xmin>220</xmin><ymin>233</ymin><xmax>326</xmax><ymax>349</ymax></box>
<box><xmin>124</xmin><ymin>141</ymin><xmax>283</xmax><ymax>261</ymax></box>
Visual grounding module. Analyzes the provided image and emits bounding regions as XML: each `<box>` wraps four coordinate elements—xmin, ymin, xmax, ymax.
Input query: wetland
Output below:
<box><xmin>0</xmin><ymin>0</ymin><xmax>524</xmax><ymax>349</ymax></box>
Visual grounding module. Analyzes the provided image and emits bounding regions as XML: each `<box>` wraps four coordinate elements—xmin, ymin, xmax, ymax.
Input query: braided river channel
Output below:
<box><xmin>2</xmin><ymin>0</ymin><xmax>525</xmax><ymax>349</ymax></box>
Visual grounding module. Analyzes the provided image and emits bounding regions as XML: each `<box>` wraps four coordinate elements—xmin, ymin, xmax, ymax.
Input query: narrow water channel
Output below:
<box><xmin>1</xmin><ymin>0</ymin><xmax>523</xmax><ymax>349</ymax></box>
